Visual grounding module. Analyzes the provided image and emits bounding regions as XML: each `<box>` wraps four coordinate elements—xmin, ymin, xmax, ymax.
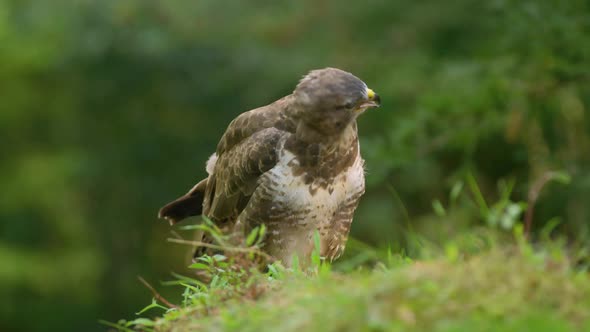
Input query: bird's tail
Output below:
<box><xmin>158</xmin><ymin>178</ymin><xmax>208</xmax><ymax>225</ymax></box>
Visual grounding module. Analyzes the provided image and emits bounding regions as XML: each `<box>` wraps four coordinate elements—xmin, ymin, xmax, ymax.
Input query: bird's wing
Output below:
<box><xmin>158</xmin><ymin>97</ymin><xmax>292</xmax><ymax>225</ymax></box>
<box><xmin>204</xmin><ymin>97</ymin><xmax>293</xmax><ymax>221</ymax></box>
<box><xmin>206</xmin><ymin>126</ymin><xmax>286</xmax><ymax>221</ymax></box>
<box><xmin>215</xmin><ymin>96</ymin><xmax>292</xmax><ymax>155</ymax></box>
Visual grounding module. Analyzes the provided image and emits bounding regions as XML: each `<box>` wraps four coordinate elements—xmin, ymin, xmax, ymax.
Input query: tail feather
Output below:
<box><xmin>158</xmin><ymin>178</ymin><xmax>207</xmax><ymax>224</ymax></box>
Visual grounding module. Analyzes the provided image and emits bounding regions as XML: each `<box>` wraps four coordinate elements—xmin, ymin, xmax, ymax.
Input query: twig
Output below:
<box><xmin>167</xmin><ymin>238</ymin><xmax>273</xmax><ymax>260</ymax></box>
<box><xmin>524</xmin><ymin>171</ymin><xmax>561</xmax><ymax>239</ymax></box>
<box><xmin>137</xmin><ymin>276</ymin><xmax>179</xmax><ymax>309</ymax></box>
<box><xmin>169</xmin><ymin>229</ymin><xmax>184</xmax><ymax>240</ymax></box>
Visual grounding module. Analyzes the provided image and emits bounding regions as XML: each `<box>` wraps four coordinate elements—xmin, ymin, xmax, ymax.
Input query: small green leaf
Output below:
<box><xmin>314</xmin><ymin>230</ymin><xmax>321</xmax><ymax>253</ymax></box>
<box><xmin>498</xmin><ymin>178</ymin><xmax>516</xmax><ymax>203</ymax></box>
<box><xmin>128</xmin><ymin>318</ymin><xmax>156</xmax><ymax>327</ymax></box>
<box><xmin>169</xmin><ymin>272</ymin><xmax>206</xmax><ymax>287</ymax></box>
<box><xmin>98</xmin><ymin>320</ymin><xmax>135</xmax><ymax>332</ymax></box>
<box><xmin>246</xmin><ymin>226</ymin><xmax>260</xmax><ymax>246</ymax></box>
<box><xmin>257</xmin><ymin>224</ymin><xmax>267</xmax><ymax>245</ymax></box>
<box><xmin>311</xmin><ymin>231</ymin><xmax>322</xmax><ymax>269</ymax></box>
<box><xmin>136</xmin><ymin>298</ymin><xmax>168</xmax><ymax>315</ymax></box>
<box><xmin>210</xmin><ymin>275</ymin><xmax>220</xmax><ymax>288</ymax></box>
<box><xmin>189</xmin><ymin>262</ymin><xmax>210</xmax><ymax>270</ymax></box>
<box><xmin>540</xmin><ymin>217</ymin><xmax>562</xmax><ymax>239</ymax></box>
<box><xmin>178</xmin><ymin>224</ymin><xmax>203</xmax><ymax>230</ymax></box>
<box><xmin>212</xmin><ymin>254</ymin><xmax>227</xmax><ymax>262</ymax></box>
<box><xmin>552</xmin><ymin>171</ymin><xmax>571</xmax><ymax>184</ymax></box>
<box><xmin>444</xmin><ymin>243</ymin><xmax>459</xmax><ymax>262</ymax></box>
<box><xmin>291</xmin><ymin>254</ymin><xmax>300</xmax><ymax>273</ymax></box>
<box><xmin>450</xmin><ymin>181</ymin><xmax>463</xmax><ymax>203</ymax></box>
<box><xmin>467</xmin><ymin>172</ymin><xmax>489</xmax><ymax>218</ymax></box>
<box><xmin>432</xmin><ymin>199</ymin><xmax>446</xmax><ymax>217</ymax></box>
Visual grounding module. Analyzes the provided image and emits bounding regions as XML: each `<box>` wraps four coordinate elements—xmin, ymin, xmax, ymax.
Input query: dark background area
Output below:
<box><xmin>1</xmin><ymin>0</ymin><xmax>589</xmax><ymax>331</ymax></box>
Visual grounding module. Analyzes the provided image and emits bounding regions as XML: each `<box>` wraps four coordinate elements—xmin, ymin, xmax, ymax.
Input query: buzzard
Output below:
<box><xmin>159</xmin><ymin>68</ymin><xmax>380</xmax><ymax>265</ymax></box>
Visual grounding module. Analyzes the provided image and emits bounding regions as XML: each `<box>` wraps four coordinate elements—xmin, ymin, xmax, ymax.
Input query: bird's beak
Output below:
<box><xmin>360</xmin><ymin>88</ymin><xmax>381</xmax><ymax>109</ymax></box>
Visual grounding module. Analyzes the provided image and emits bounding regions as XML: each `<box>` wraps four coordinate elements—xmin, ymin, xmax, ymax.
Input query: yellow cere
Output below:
<box><xmin>367</xmin><ymin>88</ymin><xmax>375</xmax><ymax>99</ymax></box>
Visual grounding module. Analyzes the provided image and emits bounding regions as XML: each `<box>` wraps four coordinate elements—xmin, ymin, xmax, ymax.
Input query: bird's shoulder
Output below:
<box><xmin>216</xmin><ymin>95</ymin><xmax>295</xmax><ymax>155</ymax></box>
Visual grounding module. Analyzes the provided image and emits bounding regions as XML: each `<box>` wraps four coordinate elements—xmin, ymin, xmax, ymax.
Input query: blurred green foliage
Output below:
<box><xmin>0</xmin><ymin>0</ymin><xmax>588</xmax><ymax>331</ymax></box>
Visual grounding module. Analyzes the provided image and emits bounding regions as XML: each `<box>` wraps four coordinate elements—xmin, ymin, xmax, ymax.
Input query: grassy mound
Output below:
<box><xmin>108</xmin><ymin>236</ymin><xmax>590</xmax><ymax>332</ymax></box>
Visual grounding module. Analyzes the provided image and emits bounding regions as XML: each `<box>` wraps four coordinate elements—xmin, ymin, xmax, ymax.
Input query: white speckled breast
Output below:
<box><xmin>259</xmin><ymin>138</ymin><xmax>365</xmax><ymax>263</ymax></box>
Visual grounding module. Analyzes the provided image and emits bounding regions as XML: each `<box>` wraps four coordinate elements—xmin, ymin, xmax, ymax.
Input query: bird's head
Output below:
<box><xmin>292</xmin><ymin>67</ymin><xmax>380</xmax><ymax>136</ymax></box>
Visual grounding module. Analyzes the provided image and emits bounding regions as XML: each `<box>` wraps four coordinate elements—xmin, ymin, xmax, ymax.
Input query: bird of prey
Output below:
<box><xmin>159</xmin><ymin>67</ymin><xmax>380</xmax><ymax>265</ymax></box>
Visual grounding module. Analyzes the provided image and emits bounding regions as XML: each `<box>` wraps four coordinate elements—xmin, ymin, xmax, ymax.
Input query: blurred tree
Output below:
<box><xmin>0</xmin><ymin>0</ymin><xmax>588</xmax><ymax>331</ymax></box>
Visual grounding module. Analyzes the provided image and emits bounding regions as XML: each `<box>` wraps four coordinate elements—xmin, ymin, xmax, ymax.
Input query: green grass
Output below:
<box><xmin>108</xmin><ymin>233</ymin><xmax>590</xmax><ymax>332</ymax></box>
<box><xmin>107</xmin><ymin>177</ymin><xmax>589</xmax><ymax>332</ymax></box>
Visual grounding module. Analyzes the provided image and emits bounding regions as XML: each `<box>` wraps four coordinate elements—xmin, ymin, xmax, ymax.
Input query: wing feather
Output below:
<box><xmin>207</xmin><ymin>127</ymin><xmax>285</xmax><ymax>221</ymax></box>
<box><xmin>158</xmin><ymin>96</ymin><xmax>293</xmax><ymax>225</ymax></box>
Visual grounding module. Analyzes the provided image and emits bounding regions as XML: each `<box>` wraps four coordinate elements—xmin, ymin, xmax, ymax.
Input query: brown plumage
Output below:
<box><xmin>159</xmin><ymin>68</ymin><xmax>380</xmax><ymax>265</ymax></box>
